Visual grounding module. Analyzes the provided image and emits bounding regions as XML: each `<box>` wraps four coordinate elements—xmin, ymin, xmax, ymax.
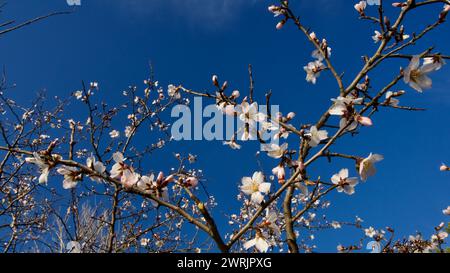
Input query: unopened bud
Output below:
<box><xmin>212</xmin><ymin>75</ymin><xmax>219</xmax><ymax>87</ymax></box>
<box><xmin>276</xmin><ymin>19</ymin><xmax>286</xmax><ymax>30</ymax></box>
<box><xmin>357</xmin><ymin>116</ymin><xmax>373</xmax><ymax>127</ymax></box>
<box><xmin>231</xmin><ymin>90</ymin><xmax>240</xmax><ymax>99</ymax></box>
<box><xmin>221</xmin><ymin>81</ymin><xmax>228</xmax><ymax>90</ymax></box>
<box><xmin>185</xmin><ymin>177</ymin><xmax>199</xmax><ymax>187</ymax></box>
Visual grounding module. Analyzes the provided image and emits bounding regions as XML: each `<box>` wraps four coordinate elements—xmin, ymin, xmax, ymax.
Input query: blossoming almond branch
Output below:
<box><xmin>1</xmin><ymin>0</ymin><xmax>449</xmax><ymax>253</ymax></box>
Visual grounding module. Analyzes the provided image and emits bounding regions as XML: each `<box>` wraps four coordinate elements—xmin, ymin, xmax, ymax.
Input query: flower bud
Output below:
<box><xmin>357</xmin><ymin>116</ymin><xmax>373</xmax><ymax>127</ymax></box>
<box><xmin>185</xmin><ymin>177</ymin><xmax>199</xmax><ymax>187</ymax></box>
<box><xmin>221</xmin><ymin>81</ymin><xmax>228</xmax><ymax>90</ymax></box>
<box><xmin>276</xmin><ymin>19</ymin><xmax>286</xmax><ymax>30</ymax></box>
<box><xmin>268</xmin><ymin>5</ymin><xmax>278</xmax><ymax>13</ymax></box>
<box><xmin>231</xmin><ymin>90</ymin><xmax>240</xmax><ymax>99</ymax></box>
<box><xmin>212</xmin><ymin>75</ymin><xmax>219</xmax><ymax>87</ymax></box>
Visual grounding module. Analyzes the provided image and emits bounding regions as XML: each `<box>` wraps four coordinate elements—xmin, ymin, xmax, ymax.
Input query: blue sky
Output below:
<box><xmin>1</xmin><ymin>0</ymin><xmax>449</xmax><ymax>252</ymax></box>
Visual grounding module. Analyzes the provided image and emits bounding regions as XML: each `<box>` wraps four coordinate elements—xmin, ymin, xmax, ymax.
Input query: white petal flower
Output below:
<box><xmin>272</xmin><ymin>164</ymin><xmax>286</xmax><ymax>183</ymax></box>
<box><xmin>57</xmin><ymin>166</ymin><xmax>80</xmax><ymax>189</ymax></box>
<box><xmin>443</xmin><ymin>206</ymin><xmax>450</xmax><ymax>215</ymax></box>
<box><xmin>137</xmin><ymin>174</ymin><xmax>169</xmax><ymax>207</ymax></box>
<box><xmin>240</xmin><ymin>171</ymin><xmax>271</xmax><ymax>205</ymax></box>
<box><xmin>86</xmin><ymin>156</ymin><xmax>106</xmax><ymax>182</ymax></box>
<box><xmin>403</xmin><ymin>56</ymin><xmax>440</xmax><ymax>92</ymax></box>
<box><xmin>111</xmin><ymin>152</ymin><xmax>125</xmax><ymax>179</ymax></box>
<box><xmin>385</xmin><ymin>91</ymin><xmax>400</xmax><ymax>107</ymax></box>
<box><xmin>312</xmin><ymin>47</ymin><xmax>332</xmax><ymax>61</ymax></box>
<box><xmin>120</xmin><ymin>169</ymin><xmax>139</xmax><ymax>189</ymax></box>
<box><xmin>365</xmin><ymin>227</ymin><xmax>377</xmax><ymax>238</ymax></box>
<box><xmin>331</xmin><ymin>168</ymin><xmax>359</xmax><ymax>195</ymax></box>
<box><xmin>109</xmin><ymin>130</ymin><xmax>120</xmax><ymax>139</ymax></box>
<box><xmin>331</xmin><ymin>221</ymin><xmax>342</xmax><ymax>229</ymax></box>
<box><xmin>329</xmin><ymin>96</ymin><xmax>362</xmax><ymax>116</ymax></box>
<box><xmin>167</xmin><ymin>84</ymin><xmax>181</xmax><ymax>99</ymax></box>
<box><xmin>306</xmin><ymin>126</ymin><xmax>328</xmax><ymax>147</ymax></box>
<box><xmin>372</xmin><ymin>30</ymin><xmax>382</xmax><ymax>43</ymax></box>
<box><xmin>74</xmin><ymin>90</ymin><xmax>83</xmax><ymax>100</ymax></box>
<box><xmin>359</xmin><ymin>153</ymin><xmax>384</xmax><ymax>181</ymax></box>
<box><xmin>236</xmin><ymin>102</ymin><xmax>266</xmax><ymax>125</ymax></box>
<box><xmin>304</xmin><ymin>60</ymin><xmax>325</xmax><ymax>84</ymax></box>
<box><xmin>261</xmin><ymin>143</ymin><xmax>288</xmax><ymax>159</ymax></box>
<box><xmin>263</xmin><ymin>209</ymin><xmax>281</xmax><ymax>236</ymax></box>
<box><xmin>25</xmin><ymin>152</ymin><xmax>51</xmax><ymax>184</ymax></box>
<box><xmin>423</xmin><ymin>56</ymin><xmax>446</xmax><ymax>71</ymax></box>
<box><xmin>244</xmin><ymin>235</ymin><xmax>270</xmax><ymax>253</ymax></box>
<box><xmin>354</xmin><ymin>1</ymin><xmax>367</xmax><ymax>14</ymax></box>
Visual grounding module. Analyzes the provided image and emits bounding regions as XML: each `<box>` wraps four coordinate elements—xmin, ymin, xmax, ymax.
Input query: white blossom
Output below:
<box><xmin>261</xmin><ymin>143</ymin><xmax>288</xmax><ymax>159</ymax></box>
<box><xmin>404</xmin><ymin>55</ymin><xmax>440</xmax><ymax>92</ymax></box>
<box><xmin>74</xmin><ymin>90</ymin><xmax>83</xmax><ymax>100</ymax></box>
<box><xmin>372</xmin><ymin>30</ymin><xmax>383</xmax><ymax>43</ymax></box>
<box><xmin>354</xmin><ymin>1</ymin><xmax>367</xmax><ymax>14</ymax></box>
<box><xmin>235</xmin><ymin>102</ymin><xmax>265</xmax><ymax>125</ymax></box>
<box><xmin>57</xmin><ymin>166</ymin><xmax>80</xmax><ymax>189</ymax></box>
<box><xmin>365</xmin><ymin>227</ymin><xmax>377</xmax><ymax>238</ymax></box>
<box><xmin>243</xmin><ymin>233</ymin><xmax>270</xmax><ymax>253</ymax></box>
<box><xmin>25</xmin><ymin>152</ymin><xmax>51</xmax><ymax>184</ymax></box>
<box><xmin>109</xmin><ymin>130</ymin><xmax>120</xmax><ymax>139</ymax></box>
<box><xmin>304</xmin><ymin>60</ymin><xmax>325</xmax><ymax>84</ymax></box>
<box><xmin>263</xmin><ymin>209</ymin><xmax>281</xmax><ymax>236</ymax></box>
<box><xmin>359</xmin><ymin>153</ymin><xmax>384</xmax><ymax>181</ymax></box>
<box><xmin>331</xmin><ymin>221</ymin><xmax>342</xmax><ymax>229</ymax></box>
<box><xmin>312</xmin><ymin>48</ymin><xmax>332</xmax><ymax>61</ymax></box>
<box><xmin>331</xmin><ymin>168</ymin><xmax>359</xmax><ymax>195</ymax></box>
<box><xmin>306</xmin><ymin>126</ymin><xmax>328</xmax><ymax>147</ymax></box>
<box><xmin>86</xmin><ymin>156</ymin><xmax>106</xmax><ymax>182</ymax></box>
<box><xmin>110</xmin><ymin>152</ymin><xmax>126</xmax><ymax>179</ymax></box>
<box><xmin>241</xmin><ymin>171</ymin><xmax>271</xmax><ymax>205</ymax></box>
<box><xmin>443</xmin><ymin>206</ymin><xmax>450</xmax><ymax>215</ymax></box>
<box><xmin>385</xmin><ymin>91</ymin><xmax>400</xmax><ymax>107</ymax></box>
<box><xmin>423</xmin><ymin>56</ymin><xmax>446</xmax><ymax>71</ymax></box>
<box><xmin>167</xmin><ymin>84</ymin><xmax>181</xmax><ymax>99</ymax></box>
<box><xmin>137</xmin><ymin>174</ymin><xmax>169</xmax><ymax>207</ymax></box>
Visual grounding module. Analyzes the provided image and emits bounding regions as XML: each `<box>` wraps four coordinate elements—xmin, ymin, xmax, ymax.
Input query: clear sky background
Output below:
<box><xmin>0</xmin><ymin>0</ymin><xmax>449</xmax><ymax>252</ymax></box>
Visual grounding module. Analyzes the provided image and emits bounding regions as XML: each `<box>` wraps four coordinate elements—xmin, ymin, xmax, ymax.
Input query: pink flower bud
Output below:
<box><xmin>163</xmin><ymin>174</ymin><xmax>175</xmax><ymax>184</ymax></box>
<box><xmin>231</xmin><ymin>90</ymin><xmax>240</xmax><ymax>99</ymax></box>
<box><xmin>156</xmin><ymin>171</ymin><xmax>164</xmax><ymax>183</ymax></box>
<box><xmin>276</xmin><ymin>20</ymin><xmax>285</xmax><ymax>30</ymax></box>
<box><xmin>444</xmin><ymin>4</ymin><xmax>450</xmax><ymax>13</ymax></box>
<box><xmin>212</xmin><ymin>75</ymin><xmax>219</xmax><ymax>87</ymax></box>
<box><xmin>185</xmin><ymin>177</ymin><xmax>199</xmax><ymax>187</ymax></box>
<box><xmin>221</xmin><ymin>81</ymin><xmax>228</xmax><ymax>90</ymax></box>
<box><xmin>287</xmin><ymin>112</ymin><xmax>296</xmax><ymax>119</ymax></box>
<box><xmin>357</xmin><ymin>116</ymin><xmax>373</xmax><ymax>126</ymax></box>
<box><xmin>268</xmin><ymin>5</ymin><xmax>278</xmax><ymax>13</ymax></box>
<box><xmin>440</xmin><ymin>164</ymin><xmax>448</xmax><ymax>172</ymax></box>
